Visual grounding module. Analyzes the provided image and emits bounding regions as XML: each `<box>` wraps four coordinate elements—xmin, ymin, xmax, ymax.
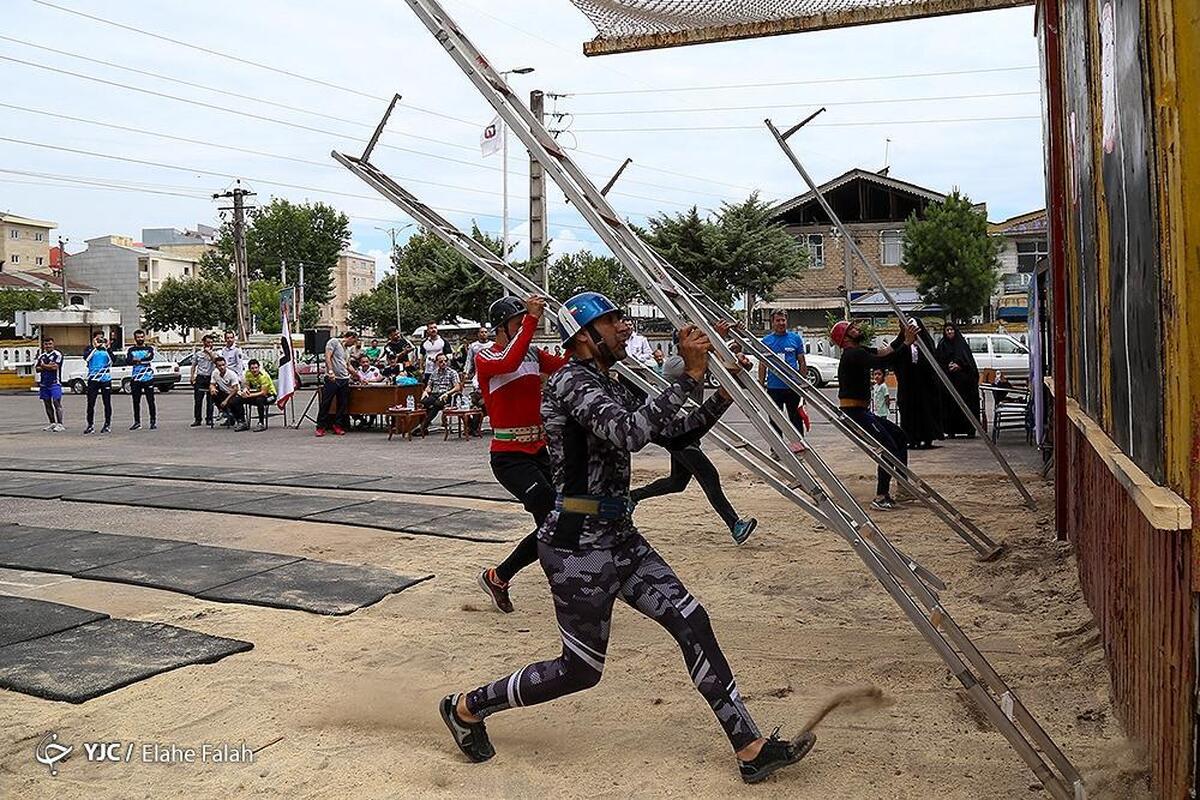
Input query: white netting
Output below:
<box><xmin>570</xmin><ymin>0</ymin><xmax>933</xmax><ymax>36</ymax></box>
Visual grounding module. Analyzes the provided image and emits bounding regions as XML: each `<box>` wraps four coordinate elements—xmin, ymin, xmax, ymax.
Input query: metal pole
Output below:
<box><xmin>764</xmin><ymin>118</ymin><xmax>1037</xmax><ymax>510</ymax></box>
<box><xmin>501</xmin><ymin>121</ymin><xmax>508</xmax><ymax>262</ymax></box>
<box><xmin>57</xmin><ymin>236</ymin><xmax>68</xmax><ymax>307</ymax></box>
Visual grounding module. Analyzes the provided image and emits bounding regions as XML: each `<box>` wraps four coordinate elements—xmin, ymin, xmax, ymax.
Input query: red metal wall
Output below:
<box><xmin>1065</xmin><ymin>421</ymin><xmax>1195</xmax><ymax>797</ymax></box>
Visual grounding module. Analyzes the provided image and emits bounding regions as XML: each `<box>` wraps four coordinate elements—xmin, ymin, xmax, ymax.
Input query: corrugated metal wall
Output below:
<box><xmin>1065</xmin><ymin>422</ymin><xmax>1194</xmax><ymax>797</ymax></box>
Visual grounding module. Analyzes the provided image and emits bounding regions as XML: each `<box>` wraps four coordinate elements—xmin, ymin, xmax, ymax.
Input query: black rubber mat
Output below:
<box><xmin>428</xmin><ymin>481</ymin><xmax>518</xmax><ymax>502</ymax></box>
<box><xmin>303</xmin><ymin>500</ymin><xmax>462</xmax><ymax>531</ymax></box>
<box><xmin>0</xmin><ymin>476</ymin><xmax>120</xmax><ymax>500</ymax></box>
<box><xmin>58</xmin><ymin>462</ymin><xmax>124</xmax><ymax>474</ymax></box>
<box><xmin>0</xmin><ymin>524</ymin><xmax>91</xmax><ymax>556</ymax></box>
<box><xmin>0</xmin><ymin>531</ymin><xmax>191</xmax><ymax>575</ymax></box>
<box><xmin>282</xmin><ymin>473</ymin><xmax>388</xmax><ymax>490</ymax></box>
<box><xmin>135</xmin><ymin>489</ymin><xmax>282</xmax><ymax>512</ymax></box>
<box><xmin>0</xmin><ymin>617</ymin><xmax>253</xmax><ymax>703</ymax></box>
<box><xmin>346</xmin><ymin>476</ymin><xmax>469</xmax><ymax>494</ymax></box>
<box><xmin>77</xmin><ymin>544</ymin><xmax>303</xmax><ymax>594</ymax></box>
<box><xmin>224</xmin><ymin>494</ymin><xmax>367</xmax><ymax>520</ymax></box>
<box><xmin>0</xmin><ymin>595</ymin><xmax>108</xmax><ymax>647</ymax></box>
<box><xmin>61</xmin><ymin>483</ymin><xmax>196</xmax><ymax>505</ymax></box>
<box><xmin>134</xmin><ymin>464</ymin><xmax>228</xmax><ymax>481</ymax></box>
<box><xmin>199</xmin><ymin>561</ymin><xmax>432</xmax><ymax>615</ymax></box>
<box><xmin>77</xmin><ymin>462</ymin><xmax>144</xmax><ymax>476</ymax></box>
<box><xmin>404</xmin><ymin>509</ymin><xmax>526</xmax><ymax>538</ymax></box>
<box><xmin>219</xmin><ymin>469</ymin><xmax>307</xmax><ymax>485</ymax></box>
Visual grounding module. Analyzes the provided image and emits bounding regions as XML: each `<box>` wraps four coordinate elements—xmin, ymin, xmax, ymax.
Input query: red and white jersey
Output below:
<box><xmin>476</xmin><ymin>314</ymin><xmax>569</xmax><ymax>454</ymax></box>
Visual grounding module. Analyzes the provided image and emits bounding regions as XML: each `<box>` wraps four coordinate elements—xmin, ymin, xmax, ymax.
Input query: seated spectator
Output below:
<box><xmin>417</xmin><ymin>353</ymin><xmax>461</xmax><ymax>436</ymax></box>
<box><xmin>356</xmin><ymin>355</ymin><xmax>384</xmax><ymax>384</ymax></box>
<box><xmin>381</xmin><ymin>353</ymin><xmax>404</xmax><ymax>382</ymax></box>
<box><xmin>241</xmin><ymin>359</ymin><xmax>276</xmax><ymax>431</ymax></box>
<box><xmin>994</xmin><ymin>370</ymin><xmax>1014</xmax><ymax>406</ymax></box>
<box><xmin>209</xmin><ymin>356</ymin><xmax>249</xmax><ymax>431</ymax></box>
<box><xmin>365</xmin><ymin>338</ymin><xmax>382</xmax><ymax>361</ymax></box>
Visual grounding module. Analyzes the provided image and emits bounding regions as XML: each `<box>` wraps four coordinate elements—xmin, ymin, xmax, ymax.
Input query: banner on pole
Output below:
<box><xmin>277</xmin><ymin>289</ymin><xmax>298</xmax><ymax>409</ymax></box>
<box><xmin>480</xmin><ymin>116</ymin><xmax>502</xmax><ymax>157</ymax></box>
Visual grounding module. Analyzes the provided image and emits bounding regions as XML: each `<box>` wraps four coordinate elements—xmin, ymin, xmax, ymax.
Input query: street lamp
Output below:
<box><xmin>375</xmin><ymin>224</ymin><xmax>414</xmax><ymax>331</ymax></box>
<box><xmin>499</xmin><ymin>67</ymin><xmax>535</xmax><ymax>264</ymax></box>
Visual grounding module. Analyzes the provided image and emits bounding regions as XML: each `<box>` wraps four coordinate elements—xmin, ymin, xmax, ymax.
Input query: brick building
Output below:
<box><xmin>764</xmin><ymin>168</ymin><xmax>969</xmax><ymax>329</ymax></box>
<box><xmin>318</xmin><ymin>250</ymin><xmax>376</xmax><ymax>333</ymax></box>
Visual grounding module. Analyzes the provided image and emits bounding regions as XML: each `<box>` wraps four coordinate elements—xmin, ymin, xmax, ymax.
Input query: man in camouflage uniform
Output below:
<box><xmin>440</xmin><ymin>292</ymin><xmax>816</xmax><ymax>784</ymax></box>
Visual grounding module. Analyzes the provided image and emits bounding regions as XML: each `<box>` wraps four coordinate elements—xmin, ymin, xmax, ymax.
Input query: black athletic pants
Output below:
<box><xmin>131</xmin><ymin>382</ymin><xmax>156</xmax><ymax>425</ymax></box>
<box><xmin>85</xmin><ymin>380</ymin><xmax>112</xmax><ymax>428</ymax></box>
<box><xmin>845</xmin><ymin>406</ymin><xmax>908</xmax><ymax>497</ymax></box>
<box><xmin>316</xmin><ymin>377</ymin><xmax>350</xmax><ymax>430</ymax></box>
<box><xmin>766</xmin><ymin>386</ymin><xmax>805</xmax><ymax>434</ymax></box>
<box><xmin>466</xmin><ymin>534</ymin><xmax>761</xmax><ymax>752</ymax></box>
<box><xmin>490</xmin><ymin>447</ymin><xmax>556</xmax><ymax>583</ymax></box>
<box><xmin>630</xmin><ymin>445</ymin><xmax>740</xmax><ymax>531</ymax></box>
<box><xmin>215</xmin><ymin>389</ymin><xmax>245</xmax><ymax>424</ymax></box>
<box><xmin>194</xmin><ymin>375</ymin><xmax>214</xmax><ymax>424</ymax></box>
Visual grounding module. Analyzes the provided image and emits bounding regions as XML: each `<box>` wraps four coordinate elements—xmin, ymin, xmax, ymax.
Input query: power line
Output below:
<box><xmin>564</xmin><ymin>65</ymin><xmax>1040</xmax><ymax>96</ymax></box>
<box><xmin>566</xmin><ymin>90</ymin><xmax>1039</xmax><ymax>117</ymax></box>
<box><xmin>573</xmin><ymin>115</ymin><xmax>1042</xmax><ymax>133</ymax></box>
<box><xmin>27</xmin><ymin>0</ymin><xmax>477</xmax><ymax>128</ymax></box>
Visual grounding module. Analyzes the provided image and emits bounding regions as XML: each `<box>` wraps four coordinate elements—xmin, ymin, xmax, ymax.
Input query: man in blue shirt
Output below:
<box><xmin>758</xmin><ymin>310</ymin><xmax>808</xmax><ymax>435</ymax></box>
<box><xmin>84</xmin><ymin>335</ymin><xmax>114</xmax><ymax>434</ymax></box>
<box><xmin>126</xmin><ymin>328</ymin><xmax>157</xmax><ymax>431</ymax></box>
<box><xmin>36</xmin><ymin>337</ymin><xmax>65</xmax><ymax>432</ymax></box>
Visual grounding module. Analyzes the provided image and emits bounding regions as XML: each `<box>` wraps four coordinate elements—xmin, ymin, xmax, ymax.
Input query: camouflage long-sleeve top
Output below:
<box><xmin>539</xmin><ymin>358</ymin><xmax>733</xmax><ymax>549</ymax></box>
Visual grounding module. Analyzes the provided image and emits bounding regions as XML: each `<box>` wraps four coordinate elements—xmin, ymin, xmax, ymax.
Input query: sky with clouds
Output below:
<box><xmin>1</xmin><ymin>0</ymin><xmax>1046</xmax><ymax>282</ymax></box>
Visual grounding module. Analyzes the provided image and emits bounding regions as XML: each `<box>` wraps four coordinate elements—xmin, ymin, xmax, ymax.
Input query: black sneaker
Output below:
<box><xmin>83</xmin><ymin>425</ymin><xmax>94</xmax><ymax>435</ymax></box>
<box><xmin>99</xmin><ymin>425</ymin><xmax>111</xmax><ymax>434</ymax></box>
<box><xmin>149</xmin><ymin>421</ymin><xmax>157</xmax><ymax>431</ymax></box>
<box><xmin>129</xmin><ymin>422</ymin><xmax>141</xmax><ymax>431</ymax></box>
<box><xmin>731</xmin><ymin>517</ymin><xmax>757</xmax><ymax>545</ymax></box>
<box><xmin>190</xmin><ymin>421</ymin><xmax>202</xmax><ymax>428</ymax></box>
<box><xmin>478</xmin><ymin>569</ymin><xmax>514</xmax><ymax>614</ymax></box>
<box><xmin>870</xmin><ymin>496</ymin><xmax>897</xmax><ymax>511</ymax></box>
<box><xmin>439</xmin><ymin>694</ymin><xmax>495</xmax><ymax>763</ymax></box>
<box><xmin>739</xmin><ymin>729</ymin><xmax>816</xmax><ymax>784</ymax></box>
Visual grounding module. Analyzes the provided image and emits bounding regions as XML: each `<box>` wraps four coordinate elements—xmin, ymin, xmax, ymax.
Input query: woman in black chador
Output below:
<box><xmin>890</xmin><ymin>318</ymin><xmax>943</xmax><ymax>449</ymax></box>
<box><xmin>935</xmin><ymin>322</ymin><xmax>981</xmax><ymax>438</ymax></box>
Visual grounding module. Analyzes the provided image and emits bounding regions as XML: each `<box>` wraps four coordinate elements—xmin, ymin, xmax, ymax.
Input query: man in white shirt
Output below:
<box><xmin>219</xmin><ymin>330</ymin><xmax>248</xmax><ymax>377</ymax></box>
<box><xmin>625</xmin><ymin>321</ymin><xmax>657</xmax><ymax>368</ymax></box>
<box><xmin>465</xmin><ymin>326</ymin><xmax>491</xmax><ymax>388</ymax></box>
<box><xmin>209</xmin><ymin>356</ymin><xmax>249</xmax><ymax>431</ymax></box>
<box><xmin>421</xmin><ymin>322</ymin><xmax>446</xmax><ymax>382</ymax></box>
<box><xmin>355</xmin><ymin>354</ymin><xmax>384</xmax><ymax>384</ymax></box>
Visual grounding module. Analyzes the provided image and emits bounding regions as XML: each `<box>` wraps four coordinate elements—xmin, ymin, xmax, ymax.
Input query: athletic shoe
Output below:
<box><xmin>477</xmin><ymin>568</ymin><xmax>514</xmax><ymax>614</ymax></box>
<box><xmin>439</xmin><ymin>694</ymin><xmax>495</xmax><ymax>763</ymax></box>
<box><xmin>314</xmin><ymin>427</ymin><xmax>326</xmax><ymax>438</ymax></box>
<box><xmin>149</xmin><ymin>422</ymin><xmax>157</xmax><ymax>431</ymax></box>
<box><xmin>41</xmin><ymin>423</ymin><xmax>55</xmax><ymax>431</ymax></box>
<box><xmin>129</xmin><ymin>422</ymin><xmax>141</xmax><ymax>431</ymax></box>
<box><xmin>190</xmin><ymin>421</ymin><xmax>202</xmax><ymax>428</ymax></box>
<box><xmin>731</xmin><ymin>517</ymin><xmax>758</xmax><ymax>546</ymax></box>
<box><xmin>332</xmin><ymin>425</ymin><xmax>346</xmax><ymax>436</ymax></box>
<box><xmin>254</xmin><ymin>423</ymin><xmax>267</xmax><ymax>432</ymax></box>
<box><xmin>83</xmin><ymin>426</ymin><xmax>94</xmax><ymax>435</ymax></box>
<box><xmin>234</xmin><ymin>422</ymin><xmax>251</xmax><ymax>432</ymax></box>
<box><xmin>99</xmin><ymin>425</ymin><xmax>111</xmax><ymax>434</ymax></box>
<box><xmin>52</xmin><ymin>423</ymin><xmax>66</xmax><ymax>432</ymax></box>
<box><xmin>739</xmin><ymin>729</ymin><xmax>816</xmax><ymax>784</ymax></box>
<box><xmin>870</xmin><ymin>496</ymin><xmax>897</xmax><ymax>511</ymax></box>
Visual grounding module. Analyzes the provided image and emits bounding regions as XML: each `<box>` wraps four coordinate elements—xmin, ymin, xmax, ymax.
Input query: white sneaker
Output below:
<box><xmin>53</xmin><ymin>423</ymin><xmax>66</xmax><ymax>432</ymax></box>
<box><xmin>42</xmin><ymin>423</ymin><xmax>55</xmax><ymax>431</ymax></box>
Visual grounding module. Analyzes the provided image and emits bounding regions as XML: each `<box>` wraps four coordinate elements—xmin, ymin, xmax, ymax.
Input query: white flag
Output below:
<box><xmin>276</xmin><ymin>295</ymin><xmax>297</xmax><ymax>409</ymax></box>
<box><xmin>480</xmin><ymin>116</ymin><xmax>502</xmax><ymax>157</ymax></box>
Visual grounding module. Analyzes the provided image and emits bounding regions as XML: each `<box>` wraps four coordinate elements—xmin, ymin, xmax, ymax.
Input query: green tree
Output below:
<box><xmin>901</xmin><ymin>191</ymin><xmax>1000</xmax><ymax>322</ymax></box>
<box><xmin>213</xmin><ymin>198</ymin><xmax>349</xmax><ymax>305</ymax></box>
<box><xmin>140</xmin><ymin>276</ymin><xmax>235</xmax><ymax>337</ymax></box>
<box><xmin>0</xmin><ymin>287</ymin><xmax>61</xmax><ymax>324</ymax></box>
<box><xmin>545</xmin><ymin>251</ymin><xmax>639</xmax><ymax>307</ymax></box>
<box><xmin>643</xmin><ymin>206</ymin><xmax>726</xmax><ymax>302</ymax></box>
<box><xmin>196</xmin><ymin>249</ymin><xmax>231</xmax><ymax>280</ymax></box>
<box><xmin>347</xmin><ymin>275</ymin><xmax>425</xmax><ymax>335</ymax></box>
<box><xmin>250</xmin><ymin>280</ymin><xmax>283</xmax><ymax>335</ymax></box>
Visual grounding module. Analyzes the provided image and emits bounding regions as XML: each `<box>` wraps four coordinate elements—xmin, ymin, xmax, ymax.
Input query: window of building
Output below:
<box><xmin>1002</xmin><ymin>273</ymin><xmax>1032</xmax><ymax>293</ymax></box>
<box><xmin>8</xmin><ymin>229</ymin><xmax>17</xmax><ymax>240</ymax></box>
<box><xmin>806</xmin><ymin>234</ymin><xmax>824</xmax><ymax>269</ymax></box>
<box><xmin>9</xmin><ymin>254</ymin><xmax>18</xmax><ymax>264</ymax></box>
<box><xmin>880</xmin><ymin>230</ymin><xmax>904</xmax><ymax>266</ymax></box>
<box><xmin>35</xmin><ymin>256</ymin><xmax>44</xmax><ymax>266</ymax></box>
<box><xmin>70</xmin><ymin>295</ymin><xmax>84</xmax><ymax>305</ymax></box>
<box><xmin>34</xmin><ymin>232</ymin><xmax>44</xmax><ymax>242</ymax></box>
<box><xmin>1016</xmin><ymin>239</ymin><xmax>1049</xmax><ymax>271</ymax></box>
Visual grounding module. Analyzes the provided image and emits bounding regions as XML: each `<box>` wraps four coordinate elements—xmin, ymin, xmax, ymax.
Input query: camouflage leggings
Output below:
<box><xmin>465</xmin><ymin>534</ymin><xmax>761</xmax><ymax>752</ymax></box>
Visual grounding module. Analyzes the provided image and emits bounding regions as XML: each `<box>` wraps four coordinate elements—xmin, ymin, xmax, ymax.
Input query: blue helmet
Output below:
<box><xmin>556</xmin><ymin>291</ymin><xmax>620</xmax><ymax>344</ymax></box>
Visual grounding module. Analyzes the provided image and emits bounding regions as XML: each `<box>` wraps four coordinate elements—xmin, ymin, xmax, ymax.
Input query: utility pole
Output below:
<box><xmin>375</xmin><ymin>224</ymin><xmax>412</xmax><ymax>331</ymax></box>
<box><xmin>529</xmin><ymin>89</ymin><xmax>550</xmax><ymax>331</ymax></box>
<box><xmin>297</xmin><ymin>261</ymin><xmax>305</xmax><ymax>324</ymax></box>
<box><xmin>213</xmin><ymin>181</ymin><xmax>255</xmax><ymax>340</ymax></box>
<box><xmin>57</xmin><ymin>236</ymin><xmax>68</xmax><ymax>307</ymax></box>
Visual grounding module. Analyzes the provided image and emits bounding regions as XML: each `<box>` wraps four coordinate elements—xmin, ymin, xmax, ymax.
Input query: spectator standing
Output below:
<box><xmin>36</xmin><ymin>336</ymin><xmax>65</xmax><ymax>432</ymax></box>
<box><xmin>465</xmin><ymin>326</ymin><xmax>491</xmax><ymax>388</ymax></box>
<box><xmin>190</xmin><ymin>334</ymin><xmax>217</xmax><ymax>427</ymax></box>
<box><xmin>420</xmin><ymin>322</ymin><xmax>446</xmax><ymax>382</ymax></box>
<box><xmin>416</xmin><ymin>353</ymin><xmax>460</xmax><ymax>436</ymax></box>
<box><xmin>126</xmin><ymin>328</ymin><xmax>157</xmax><ymax>431</ymax></box>
<box><xmin>934</xmin><ymin>322</ymin><xmax>981</xmax><ymax>438</ymax></box>
<box><xmin>315</xmin><ymin>331</ymin><xmax>360</xmax><ymax>437</ymax></box>
<box><xmin>83</xmin><ymin>336</ymin><xmax>114</xmax><ymax>435</ymax></box>
<box><xmin>758</xmin><ymin>310</ymin><xmax>808</xmax><ymax>435</ymax></box>
<box><xmin>890</xmin><ymin>318</ymin><xmax>943</xmax><ymax>449</ymax></box>
<box><xmin>241</xmin><ymin>359</ymin><xmax>276</xmax><ymax>431</ymax></box>
<box><xmin>365</xmin><ymin>339</ymin><xmax>382</xmax><ymax>361</ymax></box>
<box><xmin>219</xmin><ymin>330</ymin><xmax>247</xmax><ymax>377</ymax></box>
<box><xmin>625</xmin><ymin>320</ymin><xmax>656</xmax><ymax>368</ymax></box>
<box><xmin>869</xmin><ymin>368</ymin><xmax>892</xmax><ymax>418</ymax></box>
<box><xmin>651</xmin><ymin>346</ymin><xmax>665</xmax><ymax>375</ymax></box>
<box><xmin>210</xmin><ymin>356</ymin><xmax>248</xmax><ymax>431</ymax></box>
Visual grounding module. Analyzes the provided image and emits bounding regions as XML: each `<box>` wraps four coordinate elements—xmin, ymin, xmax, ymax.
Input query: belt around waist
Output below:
<box><xmin>493</xmin><ymin>425</ymin><xmax>545</xmax><ymax>443</ymax></box>
<box><xmin>556</xmin><ymin>494</ymin><xmax>632</xmax><ymax>521</ymax></box>
<box><xmin>839</xmin><ymin>398</ymin><xmax>869</xmax><ymax>409</ymax></box>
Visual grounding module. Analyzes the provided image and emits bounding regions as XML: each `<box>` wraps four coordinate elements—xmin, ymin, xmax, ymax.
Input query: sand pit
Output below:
<box><xmin>0</xmin><ymin>456</ymin><xmax>1133</xmax><ymax>799</ymax></box>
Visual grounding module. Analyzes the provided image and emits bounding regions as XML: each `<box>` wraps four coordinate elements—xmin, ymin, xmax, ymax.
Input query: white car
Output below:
<box><xmin>64</xmin><ymin>352</ymin><xmax>182</xmax><ymax>394</ymax></box>
<box><xmin>801</xmin><ymin>353</ymin><xmax>840</xmax><ymax>387</ymax></box>
<box><xmin>961</xmin><ymin>333</ymin><xmax>1030</xmax><ymax>378</ymax></box>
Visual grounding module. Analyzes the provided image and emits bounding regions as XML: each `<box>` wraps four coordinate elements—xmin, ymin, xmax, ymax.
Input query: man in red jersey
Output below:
<box><xmin>475</xmin><ymin>294</ymin><xmax>569</xmax><ymax>613</ymax></box>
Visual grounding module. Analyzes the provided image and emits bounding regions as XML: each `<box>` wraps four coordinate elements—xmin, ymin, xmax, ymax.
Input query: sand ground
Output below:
<box><xmin>0</xmin><ymin>390</ymin><xmax>1144</xmax><ymax>798</ymax></box>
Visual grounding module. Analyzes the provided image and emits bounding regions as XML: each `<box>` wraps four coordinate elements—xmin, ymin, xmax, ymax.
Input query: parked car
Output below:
<box><xmin>961</xmin><ymin>333</ymin><xmax>1031</xmax><ymax>378</ymax></box>
<box><xmin>65</xmin><ymin>352</ymin><xmax>181</xmax><ymax>394</ymax></box>
<box><xmin>801</xmin><ymin>352</ymin><xmax>840</xmax><ymax>387</ymax></box>
<box><xmin>294</xmin><ymin>352</ymin><xmax>322</xmax><ymax>387</ymax></box>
